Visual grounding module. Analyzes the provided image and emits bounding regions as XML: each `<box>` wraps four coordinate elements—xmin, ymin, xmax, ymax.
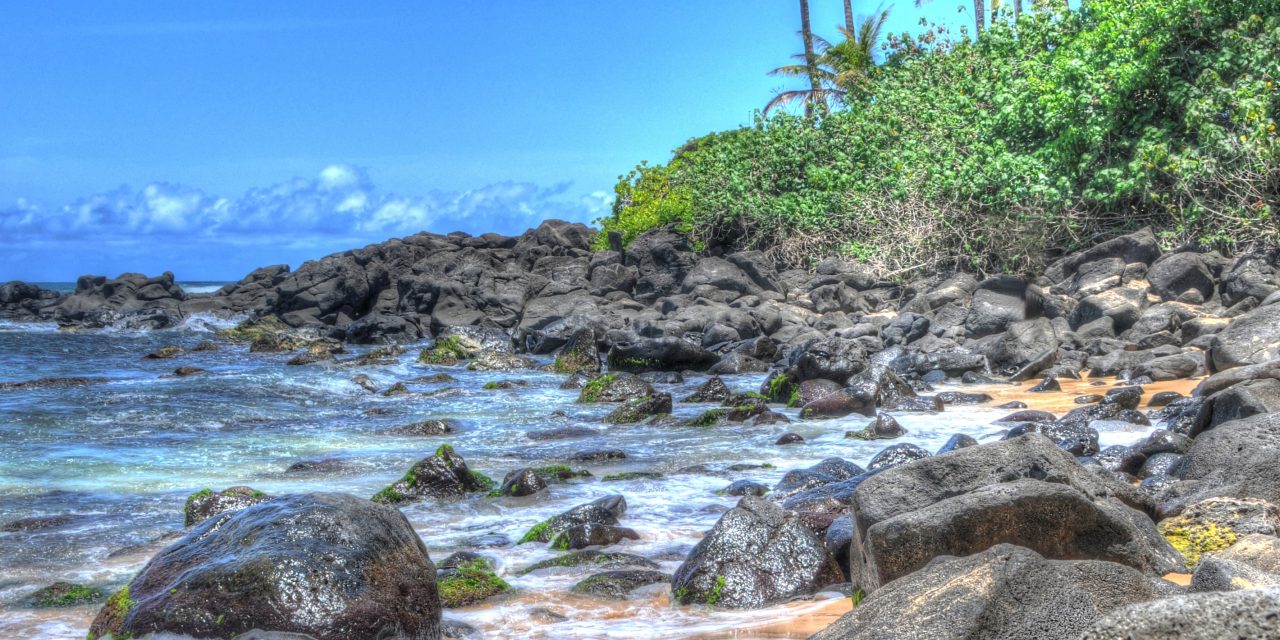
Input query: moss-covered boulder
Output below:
<box><xmin>550</xmin><ymin>329</ymin><xmax>601</xmax><ymax>374</ymax></box>
<box><xmin>571</xmin><ymin>570</ymin><xmax>670</xmax><ymax>599</ymax></box>
<box><xmin>1158</xmin><ymin>497</ymin><xmax>1280</xmax><ymax>568</ymax></box>
<box><xmin>518</xmin><ymin>495</ymin><xmax>628</xmax><ymax>544</ymax></box>
<box><xmin>604</xmin><ymin>393</ymin><xmax>673</xmax><ymax>424</ymax></box>
<box><xmin>436</xmin><ymin>554</ymin><xmax>510</xmax><ymax>608</ymax></box>
<box><xmin>577</xmin><ymin>372</ymin><xmax>655</xmax><ymax>403</ymax></box>
<box><xmin>219</xmin><ymin>315</ymin><xmax>314</xmax><ymax>353</ymax></box>
<box><xmin>418</xmin><ymin>335</ymin><xmax>471</xmax><ymax>366</ymax></box>
<box><xmin>517</xmin><ymin>550</ymin><xmax>659</xmax><ymax>575</ymax></box>
<box><xmin>372</xmin><ymin>445</ymin><xmax>494</xmax><ymax>505</ymax></box>
<box><xmin>29</xmin><ymin>582</ymin><xmax>103</xmax><ymax>608</ymax></box>
<box><xmin>184</xmin><ymin>486</ymin><xmax>271</xmax><ymax>527</ymax></box>
<box><xmin>87</xmin><ymin>493</ymin><xmax>442</xmax><ymax>640</ymax></box>
<box><xmin>759</xmin><ymin>371</ymin><xmax>800</xmax><ymax>405</ymax></box>
<box><xmin>530</xmin><ymin>465</ymin><xmax>592</xmax><ymax>483</ymax></box>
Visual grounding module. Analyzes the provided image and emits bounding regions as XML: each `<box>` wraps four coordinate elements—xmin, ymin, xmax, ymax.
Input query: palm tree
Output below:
<box><xmin>799</xmin><ymin>0</ymin><xmax>824</xmax><ymax>117</ymax></box>
<box><xmin>844</xmin><ymin>0</ymin><xmax>856</xmax><ymax>33</ymax></box>
<box><xmin>916</xmin><ymin>0</ymin><xmax>985</xmax><ymax>35</ymax></box>
<box><xmin>765</xmin><ymin>6</ymin><xmax>892</xmax><ymax>114</ymax></box>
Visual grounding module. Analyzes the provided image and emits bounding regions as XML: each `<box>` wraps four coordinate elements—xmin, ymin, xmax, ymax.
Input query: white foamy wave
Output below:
<box><xmin>0</xmin><ymin>320</ymin><xmax>60</xmax><ymax>333</ymax></box>
<box><xmin>179</xmin><ymin>285</ymin><xmax>225</xmax><ymax>294</ymax></box>
<box><xmin>180</xmin><ymin>312</ymin><xmax>245</xmax><ymax>332</ymax></box>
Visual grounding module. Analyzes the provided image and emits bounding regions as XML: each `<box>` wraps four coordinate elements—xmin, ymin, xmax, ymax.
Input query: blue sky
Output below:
<box><xmin>0</xmin><ymin>1</ymin><xmax>977</xmax><ymax>281</ymax></box>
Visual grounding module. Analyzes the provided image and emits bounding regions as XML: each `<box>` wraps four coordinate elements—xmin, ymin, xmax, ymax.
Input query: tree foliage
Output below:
<box><xmin>599</xmin><ymin>0</ymin><xmax>1280</xmax><ymax>274</ymax></box>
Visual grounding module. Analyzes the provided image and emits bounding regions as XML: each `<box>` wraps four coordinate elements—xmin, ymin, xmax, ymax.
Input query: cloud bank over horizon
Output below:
<box><xmin>0</xmin><ymin>165</ymin><xmax>611</xmax><ymax>281</ymax></box>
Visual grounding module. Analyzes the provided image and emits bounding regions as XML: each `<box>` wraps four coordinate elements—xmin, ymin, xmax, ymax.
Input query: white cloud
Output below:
<box><xmin>0</xmin><ymin>166</ymin><xmax>612</xmax><ymax>246</ymax></box>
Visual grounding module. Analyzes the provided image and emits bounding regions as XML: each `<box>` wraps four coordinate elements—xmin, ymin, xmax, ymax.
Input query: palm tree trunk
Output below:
<box><xmin>843</xmin><ymin>0</ymin><xmax>855</xmax><ymax>33</ymax></box>
<box><xmin>973</xmin><ymin>0</ymin><xmax>985</xmax><ymax>34</ymax></box>
<box><xmin>800</xmin><ymin>0</ymin><xmax>823</xmax><ymax>116</ymax></box>
<box><xmin>1013</xmin><ymin>0</ymin><xmax>1021</xmax><ymax>18</ymax></box>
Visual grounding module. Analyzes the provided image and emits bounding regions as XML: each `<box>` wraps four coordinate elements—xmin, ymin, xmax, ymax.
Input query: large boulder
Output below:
<box><xmin>964</xmin><ymin>276</ymin><xmax>1034</xmax><ymax>338</ymax></box>
<box><xmin>847</xmin><ymin>435</ymin><xmax>1175</xmax><ymax>592</ymax></box>
<box><xmin>1163</xmin><ymin>413</ymin><xmax>1280</xmax><ymax>515</ymax></box>
<box><xmin>1190</xmin><ymin>377</ymin><xmax>1280</xmax><ymax>436</ymax></box>
<box><xmin>1211</xmin><ymin>303</ymin><xmax>1280</xmax><ymax>371</ymax></box>
<box><xmin>606</xmin><ymin>336</ymin><xmax>718</xmax><ymax>373</ymax></box>
<box><xmin>88</xmin><ymin>493</ymin><xmax>442</xmax><ymax>640</ymax></box>
<box><xmin>975</xmin><ymin>317</ymin><xmax>1059</xmax><ymax>376</ymax></box>
<box><xmin>786</xmin><ymin>337</ymin><xmax>869</xmax><ymax>385</ymax></box>
<box><xmin>1220</xmin><ymin>251</ymin><xmax>1280</xmax><ymax>307</ymax></box>
<box><xmin>1044</xmin><ymin>227</ymin><xmax>1160</xmax><ymax>296</ymax></box>
<box><xmin>1148</xmin><ymin>252</ymin><xmax>1216</xmax><ymax>303</ymax></box>
<box><xmin>670</xmin><ymin>496</ymin><xmax>842</xmax><ymax>608</ymax></box>
<box><xmin>811</xmin><ymin>544</ymin><xmax>1164</xmax><ymax>640</ymax></box>
<box><xmin>625</xmin><ymin>226</ymin><xmax>700</xmax><ymax>303</ymax></box>
<box><xmin>858</xmin><ymin>479</ymin><xmax>1182</xmax><ymax>589</ymax></box>
<box><xmin>1081</xmin><ymin>587</ymin><xmax>1280</xmax><ymax>639</ymax></box>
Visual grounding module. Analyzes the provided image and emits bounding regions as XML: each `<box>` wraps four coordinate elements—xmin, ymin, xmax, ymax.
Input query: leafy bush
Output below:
<box><xmin>598</xmin><ymin>0</ymin><xmax>1280</xmax><ymax>274</ymax></box>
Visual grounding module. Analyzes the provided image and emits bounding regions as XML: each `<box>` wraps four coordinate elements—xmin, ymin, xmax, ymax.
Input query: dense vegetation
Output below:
<box><xmin>599</xmin><ymin>0</ymin><xmax>1280</xmax><ymax>275</ymax></box>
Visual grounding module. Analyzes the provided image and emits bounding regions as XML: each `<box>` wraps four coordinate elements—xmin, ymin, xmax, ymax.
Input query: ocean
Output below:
<box><xmin>0</xmin><ymin>321</ymin><xmax>1157</xmax><ymax>638</ymax></box>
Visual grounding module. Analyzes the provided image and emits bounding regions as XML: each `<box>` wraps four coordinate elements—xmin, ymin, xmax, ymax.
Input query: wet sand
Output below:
<box><xmin>971</xmin><ymin>375</ymin><xmax>1200</xmax><ymax>414</ymax></box>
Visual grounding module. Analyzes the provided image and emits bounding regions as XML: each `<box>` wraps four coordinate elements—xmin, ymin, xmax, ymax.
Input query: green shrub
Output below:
<box><xmin>600</xmin><ymin>0</ymin><xmax>1280</xmax><ymax>274</ymax></box>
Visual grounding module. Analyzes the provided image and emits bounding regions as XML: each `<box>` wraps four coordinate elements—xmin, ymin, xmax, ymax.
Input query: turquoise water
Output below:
<box><xmin>0</xmin><ymin>320</ymin><xmax>1156</xmax><ymax>638</ymax></box>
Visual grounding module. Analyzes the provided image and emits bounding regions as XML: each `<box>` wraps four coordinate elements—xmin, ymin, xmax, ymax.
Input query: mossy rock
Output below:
<box><xmin>30</xmin><ymin>582</ymin><xmax>104</xmax><ymax>608</ymax></box>
<box><xmin>602</xmin><ymin>471</ymin><xmax>664</xmax><ymax>482</ymax></box>
<box><xmin>1154</xmin><ymin>496</ymin><xmax>1276</xmax><ymax>568</ymax></box>
<box><xmin>438</xmin><ymin>559</ymin><xmax>510</xmax><ymax>608</ymax></box>
<box><xmin>685</xmin><ymin>409</ymin><xmax>727</xmax><ymax>427</ymax></box>
<box><xmin>184</xmin><ymin>486</ymin><xmax>271</xmax><ymax>527</ymax></box>
<box><xmin>371</xmin><ymin>444</ymin><xmax>491</xmax><ymax>505</ymax></box>
<box><xmin>516</xmin><ymin>550</ymin><xmax>659</xmax><ymax>575</ymax></box>
<box><xmin>570</xmin><ymin>570</ymin><xmax>670</xmax><ymax>599</ymax></box>
<box><xmin>531</xmin><ymin>465</ymin><xmax>592</xmax><ymax>482</ymax></box>
<box><xmin>604</xmin><ymin>393</ymin><xmax>672</xmax><ymax>424</ymax></box>
<box><xmin>577</xmin><ymin>372</ymin><xmax>654</xmax><ymax>404</ymax></box>
<box><xmin>417</xmin><ymin>335</ymin><xmax>470</xmax><ymax>366</ymax></box>
<box><xmin>761</xmin><ymin>372</ymin><xmax>799</xmax><ymax>405</ymax></box>
<box><xmin>549</xmin><ymin>329</ymin><xmax>601</xmax><ymax>375</ymax></box>
<box><xmin>87</xmin><ymin>586</ymin><xmax>134</xmax><ymax>639</ymax></box>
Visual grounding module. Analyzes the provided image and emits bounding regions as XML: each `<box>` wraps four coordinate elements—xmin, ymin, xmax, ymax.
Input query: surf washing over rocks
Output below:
<box><xmin>4</xmin><ymin>221</ymin><xmax>1280</xmax><ymax>639</ymax></box>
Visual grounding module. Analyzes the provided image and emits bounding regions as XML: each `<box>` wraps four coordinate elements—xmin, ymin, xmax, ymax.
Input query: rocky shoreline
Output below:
<box><xmin>5</xmin><ymin>222</ymin><xmax>1280</xmax><ymax>639</ymax></box>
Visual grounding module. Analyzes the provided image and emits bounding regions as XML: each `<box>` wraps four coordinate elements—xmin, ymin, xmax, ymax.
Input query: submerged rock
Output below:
<box><xmin>29</xmin><ymin>582</ymin><xmax>104</xmax><ymax>608</ymax></box>
<box><xmin>516</xmin><ymin>550</ymin><xmax>658</xmax><ymax>575</ymax></box>
<box><xmin>88</xmin><ymin>493</ymin><xmax>442</xmax><ymax>640</ymax></box>
<box><xmin>571</xmin><ymin>570</ymin><xmax>669</xmax><ymax>599</ymax></box>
